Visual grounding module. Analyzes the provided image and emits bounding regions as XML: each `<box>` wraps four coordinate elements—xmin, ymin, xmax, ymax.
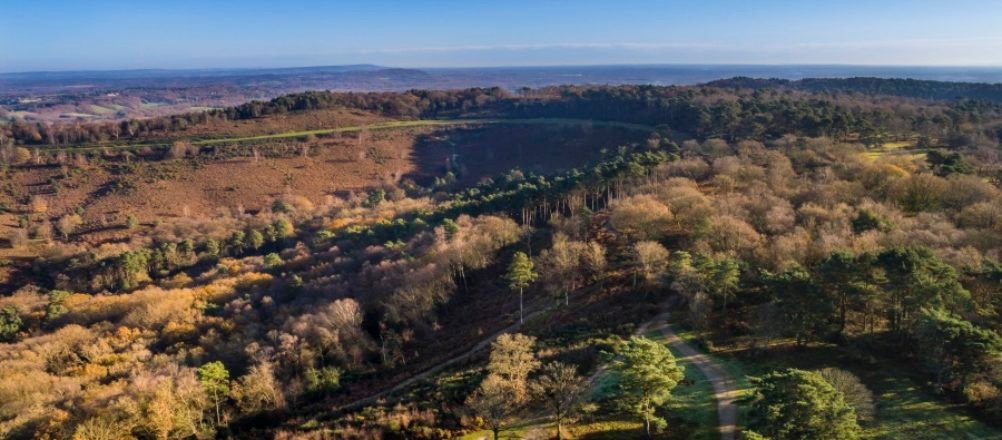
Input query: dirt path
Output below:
<box><xmin>652</xmin><ymin>316</ymin><xmax>740</xmax><ymax>440</ymax></box>
<box><xmin>584</xmin><ymin>306</ymin><xmax>740</xmax><ymax>440</ymax></box>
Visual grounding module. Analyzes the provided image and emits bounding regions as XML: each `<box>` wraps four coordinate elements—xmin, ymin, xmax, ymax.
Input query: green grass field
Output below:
<box><xmin>679</xmin><ymin>335</ymin><xmax>1001</xmax><ymax>440</ymax></box>
<box><xmin>865</xmin><ymin>374</ymin><xmax>1002</xmax><ymax>440</ymax></box>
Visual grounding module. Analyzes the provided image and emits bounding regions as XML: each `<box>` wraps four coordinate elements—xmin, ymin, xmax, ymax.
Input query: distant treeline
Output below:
<box><xmin>708</xmin><ymin>76</ymin><xmax>1002</xmax><ymax>103</ymax></box>
<box><xmin>4</xmin><ymin>81</ymin><xmax>1002</xmax><ymax>147</ymax></box>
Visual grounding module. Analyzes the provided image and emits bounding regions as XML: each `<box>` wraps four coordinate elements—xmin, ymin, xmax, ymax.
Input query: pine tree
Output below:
<box><xmin>197</xmin><ymin>361</ymin><xmax>230</xmax><ymax>426</ymax></box>
<box><xmin>748</xmin><ymin>369</ymin><xmax>861</xmax><ymax>440</ymax></box>
<box><xmin>607</xmin><ymin>336</ymin><xmax>684</xmax><ymax>437</ymax></box>
<box><xmin>505</xmin><ymin>251</ymin><xmax>537</xmax><ymax>325</ymax></box>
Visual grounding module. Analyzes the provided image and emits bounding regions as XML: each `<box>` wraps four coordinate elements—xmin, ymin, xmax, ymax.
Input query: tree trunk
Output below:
<box><xmin>839</xmin><ymin>292</ymin><xmax>847</xmax><ymax>335</ymax></box>
<box><xmin>214</xmin><ymin>390</ymin><xmax>221</xmax><ymax>425</ymax></box>
<box><xmin>459</xmin><ymin>265</ymin><xmax>468</xmax><ymax>293</ymax></box>
<box><xmin>556</xmin><ymin>414</ymin><xmax>563</xmax><ymax>440</ymax></box>
<box><xmin>644</xmin><ymin>412</ymin><xmax>651</xmax><ymax>438</ymax></box>
<box><xmin>519</xmin><ymin>287</ymin><xmax>524</xmax><ymax>325</ymax></box>
<box><xmin>493</xmin><ymin>428</ymin><xmax>500</xmax><ymax>440</ymax></box>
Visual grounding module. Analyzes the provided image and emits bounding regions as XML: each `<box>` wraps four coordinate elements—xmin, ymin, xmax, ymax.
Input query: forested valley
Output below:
<box><xmin>0</xmin><ymin>79</ymin><xmax>1001</xmax><ymax>439</ymax></box>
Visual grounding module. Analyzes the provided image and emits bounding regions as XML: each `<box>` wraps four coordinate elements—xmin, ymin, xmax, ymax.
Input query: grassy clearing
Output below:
<box><xmin>459</xmin><ymin>419</ymin><xmax>653</xmax><ymax>440</ymax></box>
<box><xmin>880</xmin><ymin>141</ymin><xmax>913</xmax><ymax>151</ymax></box>
<box><xmin>88</xmin><ymin>104</ymin><xmax>115</xmax><ymax>115</ymax></box>
<box><xmin>864</xmin><ymin>374</ymin><xmax>1002</xmax><ymax>440</ymax></box>
<box><xmin>860</xmin><ymin>140</ymin><xmax>930</xmax><ymax>162</ymax></box>
<box><xmin>188</xmin><ymin>118</ymin><xmax>652</xmax><ymax>145</ymax></box>
<box><xmin>862</xmin><ymin>150</ymin><xmax>929</xmax><ymax>162</ymax></box>
<box><xmin>681</xmin><ymin>334</ymin><xmax>1001</xmax><ymax>440</ymax></box>
<box><xmin>458</xmin><ymin>424</ymin><xmax>533</xmax><ymax>440</ymax></box>
<box><xmin>567</xmin><ymin>419</ymin><xmax>647</xmax><ymax>439</ymax></box>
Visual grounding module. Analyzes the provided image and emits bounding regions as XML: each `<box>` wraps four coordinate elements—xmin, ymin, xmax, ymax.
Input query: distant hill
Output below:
<box><xmin>8</xmin><ymin>65</ymin><xmax>1002</xmax><ymax>122</ymax></box>
<box><xmin>0</xmin><ymin>64</ymin><xmax>386</xmax><ymax>82</ymax></box>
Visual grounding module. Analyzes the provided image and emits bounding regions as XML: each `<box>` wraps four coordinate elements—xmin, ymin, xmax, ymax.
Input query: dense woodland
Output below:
<box><xmin>5</xmin><ymin>77</ymin><xmax>1002</xmax><ymax>151</ymax></box>
<box><xmin>709</xmin><ymin>76</ymin><xmax>1002</xmax><ymax>104</ymax></box>
<box><xmin>0</xmin><ymin>82</ymin><xmax>1001</xmax><ymax>439</ymax></box>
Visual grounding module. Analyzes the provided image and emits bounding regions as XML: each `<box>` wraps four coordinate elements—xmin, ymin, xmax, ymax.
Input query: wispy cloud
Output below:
<box><xmin>346</xmin><ymin>38</ymin><xmax>1002</xmax><ymax>59</ymax></box>
<box><xmin>353</xmin><ymin>42</ymin><xmax>721</xmax><ymax>54</ymax></box>
<box><xmin>795</xmin><ymin>37</ymin><xmax>1002</xmax><ymax>50</ymax></box>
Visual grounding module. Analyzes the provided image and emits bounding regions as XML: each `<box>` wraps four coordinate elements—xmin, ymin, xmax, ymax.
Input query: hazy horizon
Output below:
<box><xmin>9</xmin><ymin>62</ymin><xmax>1002</xmax><ymax>76</ymax></box>
<box><xmin>6</xmin><ymin>0</ymin><xmax>1002</xmax><ymax>72</ymax></box>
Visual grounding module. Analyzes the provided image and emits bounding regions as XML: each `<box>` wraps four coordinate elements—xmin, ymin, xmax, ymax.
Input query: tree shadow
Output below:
<box><xmin>402</xmin><ymin>123</ymin><xmax>647</xmax><ymax>188</ymax></box>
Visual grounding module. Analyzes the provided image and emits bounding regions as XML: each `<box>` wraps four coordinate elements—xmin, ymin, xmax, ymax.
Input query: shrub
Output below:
<box><xmin>0</xmin><ymin>306</ymin><xmax>22</xmax><ymax>342</ymax></box>
<box><xmin>264</xmin><ymin>253</ymin><xmax>282</xmax><ymax>268</ymax></box>
<box><xmin>817</xmin><ymin>368</ymin><xmax>876</xmax><ymax>424</ymax></box>
<box><xmin>305</xmin><ymin>367</ymin><xmax>341</xmax><ymax>395</ymax></box>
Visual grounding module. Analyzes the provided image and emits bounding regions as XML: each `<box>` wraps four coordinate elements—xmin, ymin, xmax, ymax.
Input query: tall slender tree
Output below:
<box><xmin>505</xmin><ymin>252</ymin><xmax>538</xmax><ymax>325</ymax></box>
<box><xmin>197</xmin><ymin>361</ymin><xmax>230</xmax><ymax>426</ymax></box>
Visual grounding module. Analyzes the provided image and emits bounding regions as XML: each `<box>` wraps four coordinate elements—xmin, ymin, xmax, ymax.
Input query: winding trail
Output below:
<box><xmin>652</xmin><ymin>313</ymin><xmax>739</xmax><ymax>440</ymax></box>
<box><xmin>581</xmin><ymin>304</ymin><xmax>740</xmax><ymax>440</ymax></box>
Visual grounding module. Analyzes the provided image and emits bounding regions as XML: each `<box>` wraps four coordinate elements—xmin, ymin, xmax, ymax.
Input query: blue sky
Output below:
<box><xmin>4</xmin><ymin>0</ymin><xmax>1002</xmax><ymax>72</ymax></box>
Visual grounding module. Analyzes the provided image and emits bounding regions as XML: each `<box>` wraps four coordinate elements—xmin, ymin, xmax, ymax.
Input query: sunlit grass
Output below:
<box><xmin>864</xmin><ymin>375</ymin><xmax>1002</xmax><ymax>440</ymax></box>
<box><xmin>880</xmin><ymin>141</ymin><xmax>913</xmax><ymax>150</ymax></box>
<box><xmin>859</xmin><ymin>139</ymin><xmax>932</xmax><ymax>163</ymax></box>
<box><xmin>39</xmin><ymin>118</ymin><xmax>654</xmax><ymax>153</ymax></box>
<box><xmin>88</xmin><ymin>104</ymin><xmax>115</xmax><ymax>115</ymax></box>
<box><xmin>684</xmin><ymin>333</ymin><xmax>1002</xmax><ymax>440</ymax></box>
<box><xmin>657</xmin><ymin>333</ymin><xmax>719</xmax><ymax>440</ymax></box>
